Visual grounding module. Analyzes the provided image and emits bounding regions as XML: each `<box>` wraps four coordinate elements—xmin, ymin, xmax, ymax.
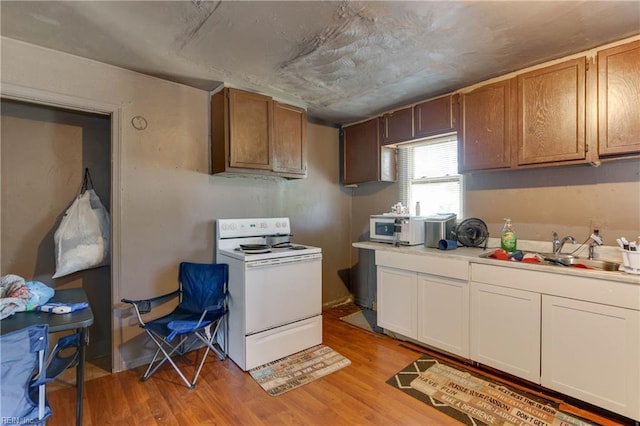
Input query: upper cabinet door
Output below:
<box><xmin>343</xmin><ymin>118</ymin><xmax>396</xmax><ymax>185</ymax></box>
<box><xmin>459</xmin><ymin>79</ymin><xmax>514</xmax><ymax>172</ymax></box>
<box><xmin>414</xmin><ymin>95</ymin><xmax>458</xmax><ymax>138</ymax></box>
<box><xmin>343</xmin><ymin>118</ymin><xmax>380</xmax><ymax>185</ymax></box>
<box><xmin>517</xmin><ymin>58</ymin><xmax>587</xmax><ymax>165</ymax></box>
<box><xmin>380</xmin><ymin>107</ymin><xmax>414</xmax><ymax>145</ymax></box>
<box><xmin>598</xmin><ymin>40</ymin><xmax>640</xmax><ymax>156</ymax></box>
<box><xmin>228</xmin><ymin>88</ymin><xmax>273</xmax><ymax>170</ymax></box>
<box><xmin>273</xmin><ymin>101</ymin><xmax>307</xmax><ymax>176</ymax></box>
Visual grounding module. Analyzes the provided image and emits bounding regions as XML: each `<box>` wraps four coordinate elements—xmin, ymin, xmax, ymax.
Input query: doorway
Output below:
<box><xmin>1</xmin><ymin>98</ymin><xmax>113</xmax><ymax>373</ymax></box>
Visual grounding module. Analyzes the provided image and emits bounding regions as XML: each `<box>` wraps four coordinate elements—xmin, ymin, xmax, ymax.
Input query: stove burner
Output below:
<box><xmin>270</xmin><ymin>242</ymin><xmax>293</xmax><ymax>249</ymax></box>
<box><xmin>237</xmin><ymin>244</ymin><xmax>271</xmax><ymax>254</ymax></box>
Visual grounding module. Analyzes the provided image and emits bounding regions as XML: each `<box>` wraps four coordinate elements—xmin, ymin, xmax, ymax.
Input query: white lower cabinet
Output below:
<box><xmin>541</xmin><ymin>295</ymin><xmax>640</xmax><ymax>420</ymax></box>
<box><xmin>418</xmin><ymin>274</ymin><xmax>469</xmax><ymax>358</ymax></box>
<box><xmin>373</xmin><ymin>254</ymin><xmax>640</xmax><ymax>421</ymax></box>
<box><xmin>470</xmin><ymin>282</ymin><xmax>541</xmax><ymax>383</ymax></box>
<box><xmin>377</xmin><ymin>266</ymin><xmax>418</xmax><ymax>339</ymax></box>
<box><xmin>376</xmin><ymin>254</ymin><xmax>470</xmax><ymax>357</ymax></box>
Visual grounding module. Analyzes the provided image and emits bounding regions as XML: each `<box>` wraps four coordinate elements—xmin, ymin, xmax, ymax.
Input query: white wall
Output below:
<box><xmin>1</xmin><ymin>37</ymin><xmax>352</xmax><ymax>371</ymax></box>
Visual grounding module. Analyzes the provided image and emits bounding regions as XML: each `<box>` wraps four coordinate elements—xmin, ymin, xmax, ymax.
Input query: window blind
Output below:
<box><xmin>398</xmin><ymin>134</ymin><xmax>462</xmax><ymax>217</ymax></box>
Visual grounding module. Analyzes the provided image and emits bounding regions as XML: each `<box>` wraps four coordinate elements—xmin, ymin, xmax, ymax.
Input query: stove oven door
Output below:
<box><xmin>244</xmin><ymin>253</ymin><xmax>322</xmax><ymax>335</ymax></box>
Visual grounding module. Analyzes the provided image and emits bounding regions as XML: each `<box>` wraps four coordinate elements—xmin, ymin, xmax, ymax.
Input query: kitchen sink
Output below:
<box><xmin>479</xmin><ymin>249</ymin><xmax>621</xmax><ymax>272</ymax></box>
<box><xmin>551</xmin><ymin>257</ymin><xmax>621</xmax><ymax>271</ymax></box>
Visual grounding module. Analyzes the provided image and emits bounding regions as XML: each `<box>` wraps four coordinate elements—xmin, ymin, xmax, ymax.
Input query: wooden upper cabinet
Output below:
<box><xmin>414</xmin><ymin>95</ymin><xmax>458</xmax><ymax>138</ymax></box>
<box><xmin>380</xmin><ymin>106</ymin><xmax>414</xmax><ymax>145</ymax></box>
<box><xmin>227</xmin><ymin>88</ymin><xmax>273</xmax><ymax>170</ymax></box>
<box><xmin>517</xmin><ymin>57</ymin><xmax>587</xmax><ymax>166</ymax></box>
<box><xmin>211</xmin><ymin>87</ymin><xmax>307</xmax><ymax>178</ymax></box>
<box><xmin>459</xmin><ymin>79</ymin><xmax>514</xmax><ymax>172</ymax></box>
<box><xmin>343</xmin><ymin>118</ymin><xmax>396</xmax><ymax>185</ymax></box>
<box><xmin>273</xmin><ymin>101</ymin><xmax>307</xmax><ymax>176</ymax></box>
<box><xmin>597</xmin><ymin>40</ymin><xmax>640</xmax><ymax>156</ymax></box>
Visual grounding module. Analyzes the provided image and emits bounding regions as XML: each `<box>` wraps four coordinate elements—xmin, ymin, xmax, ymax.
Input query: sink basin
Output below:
<box><xmin>480</xmin><ymin>249</ymin><xmax>621</xmax><ymax>272</ymax></box>
<box><xmin>556</xmin><ymin>257</ymin><xmax>621</xmax><ymax>271</ymax></box>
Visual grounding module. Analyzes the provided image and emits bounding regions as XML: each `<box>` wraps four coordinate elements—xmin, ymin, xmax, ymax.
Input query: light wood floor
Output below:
<box><xmin>47</xmin><ymin>303</ymin><xmax>629</xmax><ymax>425</ymax></box>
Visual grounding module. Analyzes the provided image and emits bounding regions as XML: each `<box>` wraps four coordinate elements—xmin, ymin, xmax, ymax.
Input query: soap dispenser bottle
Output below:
<box><xmin>501</xmin><ymin>218</ymin><xmax>517</xmax><ymax>252</ymax></box>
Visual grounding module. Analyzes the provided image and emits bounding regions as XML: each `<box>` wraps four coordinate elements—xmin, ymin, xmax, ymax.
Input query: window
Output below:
<box><xmin>398</xmin><ymin>134</ymin><xmax>463</xmax><ymax>217</ymax></box>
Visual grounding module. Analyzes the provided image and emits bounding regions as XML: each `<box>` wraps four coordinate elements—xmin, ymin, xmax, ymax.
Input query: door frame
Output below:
<box><xmin>1</xmin><ymin>82</ymin><xmax>123</xmax><ymax>372</ymax></box>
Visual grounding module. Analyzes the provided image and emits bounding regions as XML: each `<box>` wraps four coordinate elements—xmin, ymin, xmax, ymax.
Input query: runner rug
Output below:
<box><xmin>387</xmin><ymin>355</ymin><xmax>594</xmax><ymax>426</ymax></box>
<box><xmin>249</xmin><ymin>345</ymin><xmax>351</xmax><ymax>396</ymax></box>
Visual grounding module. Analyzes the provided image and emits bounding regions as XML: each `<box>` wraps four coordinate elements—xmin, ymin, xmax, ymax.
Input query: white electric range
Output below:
<box><xmin>215</xmin><ymin>217</ymin><xmax>323</xmax><ymax>371</ymax></box>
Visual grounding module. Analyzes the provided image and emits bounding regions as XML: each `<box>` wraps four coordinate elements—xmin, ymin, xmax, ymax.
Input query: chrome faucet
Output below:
<box><xmin>588</xmin><ymin>230</ymin><xmax>603</xmax><ymax>259</ymax></box>
<box><xmin>552</xmin><ymin>232</ymin><xmax>577</xmax><ymax>255</ymax></box>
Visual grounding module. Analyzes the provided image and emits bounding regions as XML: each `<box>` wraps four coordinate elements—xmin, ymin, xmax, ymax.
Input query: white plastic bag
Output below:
<box><xmin>52</xmin><ymin>187</ymin><xmax>110</xmax><ymax>279</ymax></box>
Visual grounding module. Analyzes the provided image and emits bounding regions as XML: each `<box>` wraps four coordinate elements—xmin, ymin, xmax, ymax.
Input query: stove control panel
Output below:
<box><xmin>217</xmin><ymin>217</ymin><xmax>291</xmax><ymax>239</ymax></box>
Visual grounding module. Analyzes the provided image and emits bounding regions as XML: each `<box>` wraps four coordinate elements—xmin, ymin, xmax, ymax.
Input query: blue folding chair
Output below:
<box><xmin>121</xmin><ymin>262</ymin><xmax>228</xmax><ymax>388</ymax></box>
<box><xmin>0</xmin><ymin>325</ymin><xmax>81</xmax><ymax>425</ymax></box>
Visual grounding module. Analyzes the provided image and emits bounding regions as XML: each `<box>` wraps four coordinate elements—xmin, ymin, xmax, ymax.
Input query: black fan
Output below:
<box><xmin>455</xmin><ymin>218</ymin><xmax>489</xmax><ymax>248</ymax></box>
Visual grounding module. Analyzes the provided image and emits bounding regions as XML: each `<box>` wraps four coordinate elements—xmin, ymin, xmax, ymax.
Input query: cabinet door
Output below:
<box><xmin>417</xmin><ymin>274</ymin><xmax>469</xmax><ymax>358</ymax></box>
<box><xmin>377</xmin><ymin>266</ymin><xmax>417</xmax><ymax>339</ymax></box>
<box><xmin>343</xmin><ymin>118</ymin><xmax>396</xmax><ymax>185</ymax></box>
<box><xmin>380</xmin><ymin>107</ymin><xmax>414</xmax><ymax>145</ymax></box>
<box><xmin>598</xmin><ymin>40</ymin><xmax>640</xmax><ymax>156</ymax></box>
<box><xmin>273</xmin><ymin>101</ymin><xmax>307</xmax><ymax>176</ymax></box>
<box><xmin>228</xmin><ymin>88</ymin><xmax>273</xmax><ymax>170</ymax></box>
<box><xmin>517</xmin><ymin>58</ymin><xmax>586</xmax><ymax>165</ymax></box>
<box><xmin>459</xmin><ymin>79</ymin><xmax>514</xmax><ymax>172</ymax></box>
<box><xmin>470</xmin><ymin>282</ymin><xmax>540</xmax><ymax>383</ymax></box>
<box><xmin>541</xmin><ymin>296</ymin><xmax>640</xmax><ymax>420</ymax></box>
<box><xmin>414</xmin><ymin>95</ymin><xmax>458</xmax><ymax>138</ymax></box>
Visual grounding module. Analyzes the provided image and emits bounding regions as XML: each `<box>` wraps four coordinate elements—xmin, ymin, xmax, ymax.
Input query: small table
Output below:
<box><xmin>1</xmin><ymin>288</ymin><xmax>94</xmax><ymax>426</ymax></box>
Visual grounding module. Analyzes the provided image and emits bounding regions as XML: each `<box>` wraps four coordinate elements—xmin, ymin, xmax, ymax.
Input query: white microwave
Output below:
<box><xmin>369</xmin><ymin>215</ymin><xmax>426</xmax><ymax>246</ymax></box>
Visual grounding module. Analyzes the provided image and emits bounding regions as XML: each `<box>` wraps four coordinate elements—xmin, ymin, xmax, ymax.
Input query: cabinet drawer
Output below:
<box><xmin>470</xmin><ymin>263</ymin><xmax>640</xmax><ymax>310</ymax></box>
<box><xmin>245</xmin><ymin>315</ymin><xmax>322</xmax><ymax>371</ymax></box>
<box><xmin>376</xmin><ymin>251</ymin><xmax>468</xmax><ymax>280</ymax></box>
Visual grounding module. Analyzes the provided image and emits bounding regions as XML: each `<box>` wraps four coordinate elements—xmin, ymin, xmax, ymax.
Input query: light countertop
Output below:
<box><xmin>353</xmin><ymin>239</ymin><xmax>640</xmax><ymax>285</ymax></box>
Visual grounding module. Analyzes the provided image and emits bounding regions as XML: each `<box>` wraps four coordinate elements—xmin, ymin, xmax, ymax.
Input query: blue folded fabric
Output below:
<box><xmin>166</xmin><ymin>320</ymin><xmax>210</xmax><ymax>342</ymax></box>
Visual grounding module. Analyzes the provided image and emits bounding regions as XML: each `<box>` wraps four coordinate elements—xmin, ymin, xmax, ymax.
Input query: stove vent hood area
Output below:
<box><xmin>1</xmin><ymin>1</ymin><xmax>638</xmax><ymax>125</ymax></box>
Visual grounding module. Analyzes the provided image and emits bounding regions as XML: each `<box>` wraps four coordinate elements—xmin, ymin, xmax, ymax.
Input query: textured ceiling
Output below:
<box><xmin>1</xmin><ymin>1</ymin><xmax>639</xmax><ymax>125</ymax></box>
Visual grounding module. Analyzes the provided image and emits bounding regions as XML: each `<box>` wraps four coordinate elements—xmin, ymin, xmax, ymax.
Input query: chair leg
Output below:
<box><xmin>142</xmin><ymin>332</ymin><xmax>195</xmax><ymax>388</ymax></box>
<box><xmin>192</xmin><ymin>339</ymin><xmax>212</xmax><ymax>387</ymax></box>
<box><xmin>143</xmin><ymin>334</ymin><xmax>184</xmax><ymax>379</ymax></box>
<box><xmin>139</xmin><ymin>315</ymin><xmax>229</xmax><ymax>389</ymax></box>
<box><xmin>190</xmin><ymin>318</ymin><xmax>226</xmax><ymax>386</ymax></box>
<box><xmin>224</xmin><ymin>313</ymin><xmax>229</xmax><ymax>358</ymax></box>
